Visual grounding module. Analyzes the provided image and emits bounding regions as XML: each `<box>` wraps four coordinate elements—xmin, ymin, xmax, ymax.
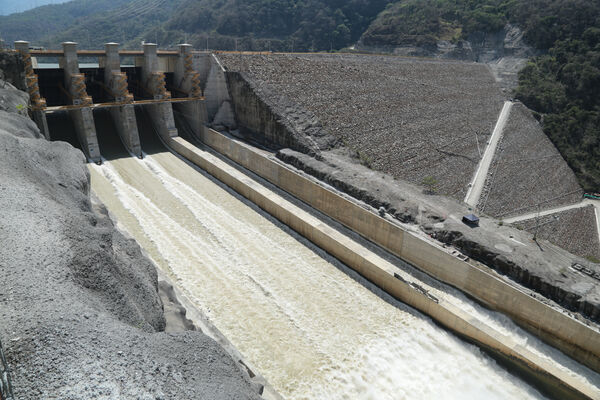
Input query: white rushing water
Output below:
<box><xmin>88</xmin><ymin>148</ymin><xmax>556</xmax><ymax>400</ymax></box>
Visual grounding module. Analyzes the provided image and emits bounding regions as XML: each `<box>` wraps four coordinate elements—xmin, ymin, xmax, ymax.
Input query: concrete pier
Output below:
<box><xmin>102</xmin><ymin>43</ymin><xmax>141</xmax><ymax>157</ymax></box>
<box><xmin>172</xmin><ymin>44</ymin><xmax>207</xmax><ymax>136</ymax></box>
<box><xmin>14</xmin><ymin>41</ymin><xmax>50</xmax><ymax>140</ymax></box>
<box><xmin>60</xmin><ymin>42</ymin><xmax>101</xmax><ymax>162</ymax></box>
<box><xmin>141</xmin><ymin>43</ymin><xmax>178</xmax><ymax>141</ymax></box>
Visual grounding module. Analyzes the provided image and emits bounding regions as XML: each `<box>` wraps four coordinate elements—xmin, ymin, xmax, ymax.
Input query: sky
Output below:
<box><xmin>0</xmin><ymin>0</ymin><xmax>70</xmax><ymax>15</ymax></box>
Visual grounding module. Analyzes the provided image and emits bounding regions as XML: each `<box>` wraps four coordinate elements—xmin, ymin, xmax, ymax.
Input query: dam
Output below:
<box><xmin>9</xmin><ymin>41</ymin><xmax>600</xmax><ymax>399</ymax></box>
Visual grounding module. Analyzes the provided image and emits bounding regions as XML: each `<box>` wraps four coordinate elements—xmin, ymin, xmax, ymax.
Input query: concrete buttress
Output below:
<box><xmin>204</xmin><ymin>54</ymin><xmax>236</xmax><ymax>130</ymax></box>
<box><xmin>172</xmin><ymin>44</ymin><xmax>207</xmax><ymax>136</ymax></box>
<box><xmin>14</xmin><ymin>41</ymin><xmax>50</xmax><ymax>140</ymax></box>
<box><xmin>103</xmin><ymin>43</ymin><xmax>141</xmax><ymax>157</ymax></box>
<box><xmin>141</xmin><ymin>43</ymin><xmax>178</xmax><ymax>141</ymax></box>
<box><xmin>60</xmin><ymin>42</ymin><xmax>101</xmax><ymax>162</ymax></box>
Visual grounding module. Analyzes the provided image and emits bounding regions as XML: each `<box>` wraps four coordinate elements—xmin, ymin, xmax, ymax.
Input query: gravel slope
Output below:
<box><xmin>220</xmin><ymin>53</ymin><xmax>505</xmax><ymax>200</ymax></box>
<box><xmin>0</xmin><ymin>75</ymin><xmax>262</xmax><ymax>399</ymax></box>
<box><xmin>513</xmin><ymin>205</ymin><xmax>600</xmax><ymax>261</ymax></box>
<box><xmin>479</xmin><ymin>103</ymin><xmax>582</xmax><ymax>217</ymax></box>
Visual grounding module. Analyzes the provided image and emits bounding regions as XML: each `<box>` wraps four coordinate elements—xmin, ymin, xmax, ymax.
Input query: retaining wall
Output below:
<box><xmin>196</xmin><ymin>126</ymin><xmax>600</xmax><ymax>375</ymax></box>
<box><xmin>167</xmin><ymin>134</ymin><xmax>599</xmax><ymax>399</ymax></box>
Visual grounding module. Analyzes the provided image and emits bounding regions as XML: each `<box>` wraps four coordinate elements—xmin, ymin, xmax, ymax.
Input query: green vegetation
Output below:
<box><xmin>0</xmin><ymin>0</ymin><xmax>598</xmax><ymax>189</ymax></box>
<box><xmin>515</xmin><ymin>24</ymin><xmax>600</xmax><ymax>191</ymax></box>
<box><xmin>361</xmin><ymin>0</ymin><xmax>506</xmax><ymax>48</ymax></box>
<box><xmin>362</xmin><ymin>0</ymin><xmax>600</xmax><ymax>191</ymax></box>
<box><xmin>0</xmin><ymin>0</ymin><xmax>132</xmax><ymax>45</ymax></box>
<box><xmin>163</xmin><ymin>0</ymin><xmax>392</xmax><ymax>51</ymax></box>
<box><xmin>0</xmin><ymin>0</ymin><xmax>392</xmax><ymax>51</ymax></box>
<box><xmin>422</xmin><ymin>176</ymin><xmax>438</xmax><ymax>194</ymax></box>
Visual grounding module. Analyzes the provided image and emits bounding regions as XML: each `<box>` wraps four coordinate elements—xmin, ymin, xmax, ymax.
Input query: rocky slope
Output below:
<box><xmin>0</xmin><ymin>61</ymin><xmax>262</xmax><ymax>399</ymax></box>
<box><xmin>358</xmin><ymin>24</ymin><xmax>537</xmax><ymax>92</ymax></box>
<box><xmin>217</xmin><ymin>53</ymin><xmax>600</xmax><ymax>321</ymax></box>
<box><xmin>513</xmin><ymin>205</ymin><xmax>600</xmax><ymax>261</ymax></box>
<box><xmin>220</xmin><ymin>53</ymin><xmax>505</xmax><ymax>202</ymax></box>
<box><xmin>479</xmin><ymin>102</ymin><xmax>582</xmax><ymax>218</ymax></box>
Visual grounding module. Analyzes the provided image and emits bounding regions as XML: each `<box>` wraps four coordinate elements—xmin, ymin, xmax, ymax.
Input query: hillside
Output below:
<box><xmin>0</xmin><ymin>0</ymin><xmax>132</xmax><ymax>45</ymax></box>
<box><xmin>2</xmin><ymin>0</ymin><xmax>391</xmax><ymax>51</ymax></box>
<box><xmin>1</xmin><ymin>0</ymin><xmax>598</xmax><ymax>190</ymax></box>
<box><xmin>361</xmin><ymin>0</ymin><xmax>600</xmax><ymax>191</ymax></box>
<box><xmin>0</xmin><ymin>0</ymin><xmax>69</xmax><ymax>16</ymax></box>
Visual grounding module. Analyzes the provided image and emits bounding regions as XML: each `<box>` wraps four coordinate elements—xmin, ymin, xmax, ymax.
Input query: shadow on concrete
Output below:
<box><xmin>93</xmin><ymin>108</ymin><xmax>129</xmax><ymax>162</ymax></box>
<box><xmin>46</xmin><ymin>111</ymin><xmax>82</xmax><ymax>151</ymax></box>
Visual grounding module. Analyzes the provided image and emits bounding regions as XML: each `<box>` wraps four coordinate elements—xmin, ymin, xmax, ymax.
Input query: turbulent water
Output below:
<box><xmin>79</xmin><ymin>106</ymin><xmax>600</xmax><ymax>400</ymax></box>
<box><xmin>86</xmin><ymin>129</ymin><xmax>555</xmax><ymax>400</ymax></box>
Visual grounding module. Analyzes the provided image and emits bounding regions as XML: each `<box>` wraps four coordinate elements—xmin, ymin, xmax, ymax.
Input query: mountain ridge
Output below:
<box><xmin>1</xmin><ymin>0</ymin><xmax>598</xmax><ymax>190</ymax></box>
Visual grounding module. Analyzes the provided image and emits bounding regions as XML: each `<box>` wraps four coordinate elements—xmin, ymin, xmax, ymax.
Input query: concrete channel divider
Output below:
<box><xmin>166</xmin><ymin>135</ymin><xmax>599</xmax><ymax>400</ymax></box>
<box><xmin>193</xmin><ymin>127</ymin><xmax>600</xmax><ymax>376</ymax></box>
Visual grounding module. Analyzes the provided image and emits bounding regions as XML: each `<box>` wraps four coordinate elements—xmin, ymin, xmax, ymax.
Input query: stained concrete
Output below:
<box><xmin>103</xmin><ymin>42</ymin><xmax>141</xmax><ymax>157</ymax></box>
<box><xmin>59</xmin><ymin>42</ymin><xmax>100</xmax><ymax>162</ymax></box>
<box><xmin>205</xmin><ymin>54</ymin><xmax>232</xmax><ymax>123</ymax></box>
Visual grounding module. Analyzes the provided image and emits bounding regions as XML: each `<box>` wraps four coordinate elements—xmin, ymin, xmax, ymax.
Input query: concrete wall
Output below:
<box><xmin>196</xmin><ymin>127</ymin><xmax>600</xmax><ymax>375</ymax></box>
<box><xmin>225</xmin><ymin>71</ymin><xmax>315</xmax><ymax>154</ymax></box>
<box><xmin>110</xmin><ymin>105</ymin><xmax>141</xmax><ymax>157</ymax></box>
<box><xmin>204</xmin><ymin>55</ymin><xmax>231</xmax><ymax>122</ymax></box>
<box><xmin>167</xmin><ymin>134</ymin><xmax>598</xmax><ymax>400</ymax></box>
<box><xmin>193</xmin><ymin>52</ymin><xmax>212</xmax><ymax>92</ymax></box>
<box><xmin>69</xmin><ymin>108</ymin><xmax>100</xmax><ymax>161</ymax></box>
<box><xmin>144</xmin><ymin>103</ymin><xmax>178</xmax><ymax>141</ymax></box>
<box><xmin>173</xmin><ymin>101</ymin><xmax>207</xmax><ymax>137</ymax></box>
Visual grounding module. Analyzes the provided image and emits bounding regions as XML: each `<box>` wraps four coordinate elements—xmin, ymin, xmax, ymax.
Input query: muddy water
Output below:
<box><xmin>87</xmin><ymin>129</ymin><xmax>553</xmax><ymax>400</ymax></box>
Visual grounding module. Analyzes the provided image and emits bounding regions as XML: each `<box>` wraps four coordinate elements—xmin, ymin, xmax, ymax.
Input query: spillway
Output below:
<box><xmin>86</xmin><ymin>113</ymin><xmax>578</xmax><ymax>399</ymax></box>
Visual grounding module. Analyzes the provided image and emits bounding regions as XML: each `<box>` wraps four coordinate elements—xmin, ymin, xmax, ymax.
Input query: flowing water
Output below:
<box><xmin>84</xmin><ymin>112</ymin><xmax>590</xmax><ymax>399</ymax></box>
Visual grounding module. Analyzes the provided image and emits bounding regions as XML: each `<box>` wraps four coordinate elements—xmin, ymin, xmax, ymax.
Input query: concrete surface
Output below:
<box><xmin>205</xmin><ymin>54</ymin><xmax>232</xmax><ymax>122</ymax></box>
<box><xmin>196</xmin><ymin>127</ymin><xmax>600</xmax><ymax>374</ymax></box>
<box><xmin>60</xmin><ymin>42</ymin><xmax>100</xmax><ymax>162</ymax></box>
<box><xmin>103</xmin><ymin>42</ymin><xmax>142</xmax><ymax>157</ymax></box>
<box><xmin>167</xmin><ymin>134</ymin><xmax>600</xmax><ymax>399</ymax></box>
<box><xmin>465</xmin><ymin>101</ymin><xmax>512</xmax><ymax>207</ymax></box>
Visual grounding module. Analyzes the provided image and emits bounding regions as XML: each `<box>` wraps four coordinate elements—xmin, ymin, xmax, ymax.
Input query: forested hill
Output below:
<box><xmin>0</xmin><ymin>0</ymin><xmax>598</xmax><ymax>190</ymax></box>
<box><xmin>0</xmin><ymin>0</ymin><xmax>133</xmax><ymax>45</ymax></box>
<box><xmin>362</xmin><ymin>0</ymin><xmax>600</xmax><ymax>191</ymax></box>
<box><xmin>0</xmin><ymin>0</ymin><xmax>69</xmax><ymax>16</ymax></box>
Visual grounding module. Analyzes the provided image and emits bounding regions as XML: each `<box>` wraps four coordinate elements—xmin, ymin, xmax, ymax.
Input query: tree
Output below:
<box><xmin>422</xmin><ymin>176</ymin><xmax>438</xmax><ymax>194</ymax></box>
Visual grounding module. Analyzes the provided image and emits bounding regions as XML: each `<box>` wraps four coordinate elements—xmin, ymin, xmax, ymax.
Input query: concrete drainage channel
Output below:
<box><xmin>0</xmin><ymin>338</ymin><xmax>14</xmax><ymax>400</ymax></box>
<box><xmin>166</xmin><ymin>128</ymin><xmax>600</xmax><ymax>400</ymax></box>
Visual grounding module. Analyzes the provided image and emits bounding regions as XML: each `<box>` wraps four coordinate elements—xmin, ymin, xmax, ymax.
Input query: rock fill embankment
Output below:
<box><xmin>220</xmin><ymin>53</ymin><xmax>505</xmax><ymax>201</ymax></box>
<box><xmin>217</xmin><ymin>52</ymin><xmax>598</xmax><ymax>323</ymax></box>
<box><xmin>478</xmin><ymin>103</ymin><xmax>583</xmax><ymax>218</ymax></box>
<box><xmin>0</xmin><ymin>64</ymin><xmax>261</xmax><ymax>399</ymax></box>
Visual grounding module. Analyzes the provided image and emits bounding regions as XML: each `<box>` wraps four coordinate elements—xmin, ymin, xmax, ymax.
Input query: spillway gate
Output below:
<box><xmin>13</xmin><ymin>40</ymin><xmax>206</xmax><ymax>162</ymax></box>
